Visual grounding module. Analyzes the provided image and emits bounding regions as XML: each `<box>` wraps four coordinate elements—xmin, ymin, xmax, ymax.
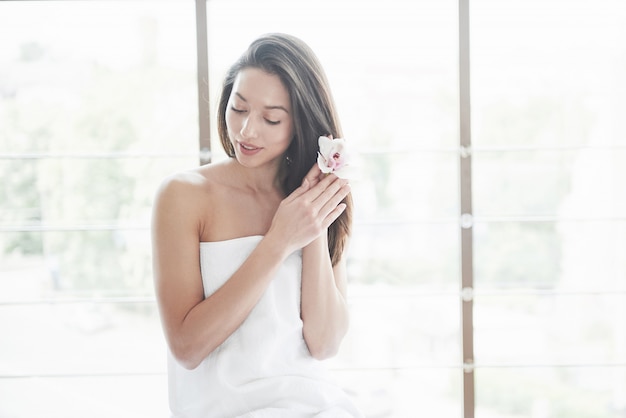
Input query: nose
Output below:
<box><xmin>240</xmin><ymin>115</ymin><xmax>258</xmax><ymax>139</ymax></box>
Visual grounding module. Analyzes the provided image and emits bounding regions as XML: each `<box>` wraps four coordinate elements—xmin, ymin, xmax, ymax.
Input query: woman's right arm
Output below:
<box><xmin>151</xmin><ymin>174</ymin><xmax>290</xmax><ymax>370</ymax></box>
<box><xmin>152</xmin><ymin>169</ymin><xmax>348</xmax><ymax>370</ymax></box>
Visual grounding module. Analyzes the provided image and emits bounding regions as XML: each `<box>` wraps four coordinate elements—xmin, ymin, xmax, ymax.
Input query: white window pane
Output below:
<box><xmin>475</xmin><ymin>294</ymin><xmax>626</xmax><ymax>365</ymax></box>
<box><xmin>354</xmin><ymin>152</ymin><xmax>458</xmax><ymax>221</ymax></box>
<box><xmin>471</xmin><ymin>0</ymin><xmax>626</xmax><ymax>148</ymax></box>
<box><xmin>475</xmin><ymin>220</ymin><xmax>626</xmax><ymax>291</ymax></box>
<box><xmin>476</xmin><ymin>366</ymin><xmax>626</xmax><ymax>418</ymax></box>
<box><xmin>473</xmin><ymin>149</ymin><xmax>626</xmax><ymax>217</ymax></box>
<box><xmin>0</xmin><ymin>158</ymin><xmax>191</xmax><ymax>224</ymax></box>
<box><xmin>474</xmin><ymin>221</ymin><xmax>561</xmax><ymax>288</ymax></box>
<box><xmin>0</xmin><ymin>229</ymin><xmax>154</xmax><ymax>298</ymax></box>
<box><xmin>0</xmin><ymin>1</ymin><xmax>199</xmax><ymax>154</ymax></box>
<box><xmin>0</xmin><ymin>303</ymin><xmax>166</xmax><ymax>376</ymax></box>
<box><xmin>0</xmin><ymin>375</ymin><xmax>169</xmax><ymax>418</ymax></box>
<box><xmin>333</xmin><ymin>294</ymin><xmax>460</xmax><ymax>369</ymax></box>
<box><xmin>349</xmin><ymin>223</ymin><xmax>459</xmax><ymax>287</ymax></box>
<box><xmin>331</xmin><ymin>369</ymin><xmax>463</xmax><ymax>417</ymax></box>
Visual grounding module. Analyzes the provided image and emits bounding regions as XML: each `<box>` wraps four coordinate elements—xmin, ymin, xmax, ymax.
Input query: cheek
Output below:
<box><xmin>279</xmin><ymin>127</ymin><xmax>294</xmax><ymax>145</ymax></box>
<box><xmin>279</xmin><ymin>122</ymin><xmax>295</xmax><ymax>146</ymax></box>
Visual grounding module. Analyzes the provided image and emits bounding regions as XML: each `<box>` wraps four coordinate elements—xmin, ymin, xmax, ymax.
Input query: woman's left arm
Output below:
<box><xmin>300</xmin><ymin>232</ymin><xmax>350</xmax><ymax>360</ymax></box>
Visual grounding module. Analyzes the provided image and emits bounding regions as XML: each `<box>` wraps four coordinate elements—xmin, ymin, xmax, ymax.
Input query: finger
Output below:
<box><xmin>316</xmin><ymin>183</ymin><xmax>351</xmax><ymax>220</ymax></box>
<box><xmin>320</xmin><ymin>203</ymin><xmax>347</xmax><ymax>230</ymax></box>
<box><xmin>310</xmin><ymin>176</ymin><xmax>348</xmax><ymax>207</ymax></box>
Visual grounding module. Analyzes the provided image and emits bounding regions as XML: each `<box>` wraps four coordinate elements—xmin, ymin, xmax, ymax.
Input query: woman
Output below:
<box><xmin>152</xmin><ymin>33</ymin><xmax>363</xmax><ymax>417</ymax></box>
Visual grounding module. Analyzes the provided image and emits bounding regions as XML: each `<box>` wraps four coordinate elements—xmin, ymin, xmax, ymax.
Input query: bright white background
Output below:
<box><xmin>0</xmin><ymin>1</ymin><xmax>625</xmax><ymax>417</ymax></box>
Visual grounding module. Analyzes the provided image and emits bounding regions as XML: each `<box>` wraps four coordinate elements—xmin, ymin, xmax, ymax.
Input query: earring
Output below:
<box><xmin>285</xmin><ymin>155</ymin><xmax>292</xmax><ymax>166</ymax></box>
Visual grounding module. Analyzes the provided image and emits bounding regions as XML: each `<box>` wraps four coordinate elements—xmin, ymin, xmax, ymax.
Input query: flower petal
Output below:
<box><xmin>318</xmin><ymin>136</ymin><xmax>333</xmax><ymax>155</ymax></box>
<box><xmin>317</xmin><ymin>152</ymin><xmax>333</xmax><ymax>173</ymax></box>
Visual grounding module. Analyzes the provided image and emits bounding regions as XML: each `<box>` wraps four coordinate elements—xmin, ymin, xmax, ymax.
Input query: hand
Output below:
<box><xmin>267</xmin><ymin>164</ymin><xmax>350</xmax><ymax>253</ymax></box>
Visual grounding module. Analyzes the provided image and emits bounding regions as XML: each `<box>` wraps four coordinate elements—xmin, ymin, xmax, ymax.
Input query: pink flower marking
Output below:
<box><xmin>317</xmin><ymin>136</ymin><xmax>350</xmax><ymax>178</ymax></box>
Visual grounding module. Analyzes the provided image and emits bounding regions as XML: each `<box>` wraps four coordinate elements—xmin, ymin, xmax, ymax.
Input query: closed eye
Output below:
<box><xmin>231</xmin><ymin>104</ymin><xmax>279</xmax><ymax>125</ymax></box>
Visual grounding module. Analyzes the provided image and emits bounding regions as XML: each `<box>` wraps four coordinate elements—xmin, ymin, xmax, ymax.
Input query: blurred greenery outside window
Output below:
<box><xmin>0</xmin><ymin>1</ymin><xmax>625</xmax><ymax>418</ymax></box>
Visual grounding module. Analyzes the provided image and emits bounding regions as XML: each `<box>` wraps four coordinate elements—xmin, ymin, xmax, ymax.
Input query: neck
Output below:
<box><xmin>229</xmin><ymin>158</ymin><xmax>283</xmax><ymax>195</ymax></box>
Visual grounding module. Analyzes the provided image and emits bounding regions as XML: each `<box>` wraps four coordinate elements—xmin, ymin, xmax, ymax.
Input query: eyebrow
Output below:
<box><xmin>235</xmin><ymin>92</ymin><xmax>289</xmax><ymax>114</ymax></box>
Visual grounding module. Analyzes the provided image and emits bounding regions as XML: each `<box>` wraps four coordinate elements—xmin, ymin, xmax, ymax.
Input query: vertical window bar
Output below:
<box><xmin>459</xmin><ymin>0</ymin><xmax>475</xmax><ymax>417</ymax></box>
<box><xmin>195</xmin><ymin>0</ymin><xmax>211</xmax><ymax>165</ymax></box>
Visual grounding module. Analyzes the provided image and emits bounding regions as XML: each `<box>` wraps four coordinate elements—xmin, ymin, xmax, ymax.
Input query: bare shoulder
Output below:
<box><xmin>154</xmin><ymin>161</ymin><xmax>231</xmax><ymax>203</ymax></box>
<box><xmin>152</xmin><ymin>161</ymin><xmax>235</xmax><ymax>233</ymax></box>
<box><xmin>156</xmin><ymin>168</ymin><xmax>206</xmax><ymax>196</ymax></box>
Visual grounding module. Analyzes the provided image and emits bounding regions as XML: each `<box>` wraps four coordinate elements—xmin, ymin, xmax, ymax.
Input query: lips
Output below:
<box><xmin>237</xmin><ymin>141</ymin><xmax>262</xmax><ymax>156</ymax></box>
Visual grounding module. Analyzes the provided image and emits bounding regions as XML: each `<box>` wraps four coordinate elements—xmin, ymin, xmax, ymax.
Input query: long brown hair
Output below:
<box><xmin>217</xmin><ymin>33</ymin><xmax>352</xmax><ymax>266</ymax></box>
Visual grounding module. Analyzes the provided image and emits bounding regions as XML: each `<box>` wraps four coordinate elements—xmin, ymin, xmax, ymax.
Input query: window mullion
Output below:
<box><xmin>459</xmin><ymin>0</ymin><xmax>475</xmax><ymax>417</ymax></box>
<box><xmin>195</xmin><ymin>0</ymin><xmax>211</xmax><ymax>165</ymax></box>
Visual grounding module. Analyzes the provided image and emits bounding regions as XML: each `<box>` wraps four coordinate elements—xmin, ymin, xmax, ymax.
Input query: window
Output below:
<box><xmin>1</xmin><ymin>1</ymin><xmax>624</xmax><ymax>417</ymax></box>
<box><xmin>0</xmin><ymin>2</ymin><xmax>197</xmax><ymax>416</ymax></box>
<box><xmin>470</xmin><ymin>1</ymin><xmax>626</xmax><ymax>416</ymax></box>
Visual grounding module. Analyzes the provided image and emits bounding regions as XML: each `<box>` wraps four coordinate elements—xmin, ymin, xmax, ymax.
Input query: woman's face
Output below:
<box><xmin>226</xmin><ymin>67</ymin><xmax>294</xmax><ymax>170</ymax></box>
